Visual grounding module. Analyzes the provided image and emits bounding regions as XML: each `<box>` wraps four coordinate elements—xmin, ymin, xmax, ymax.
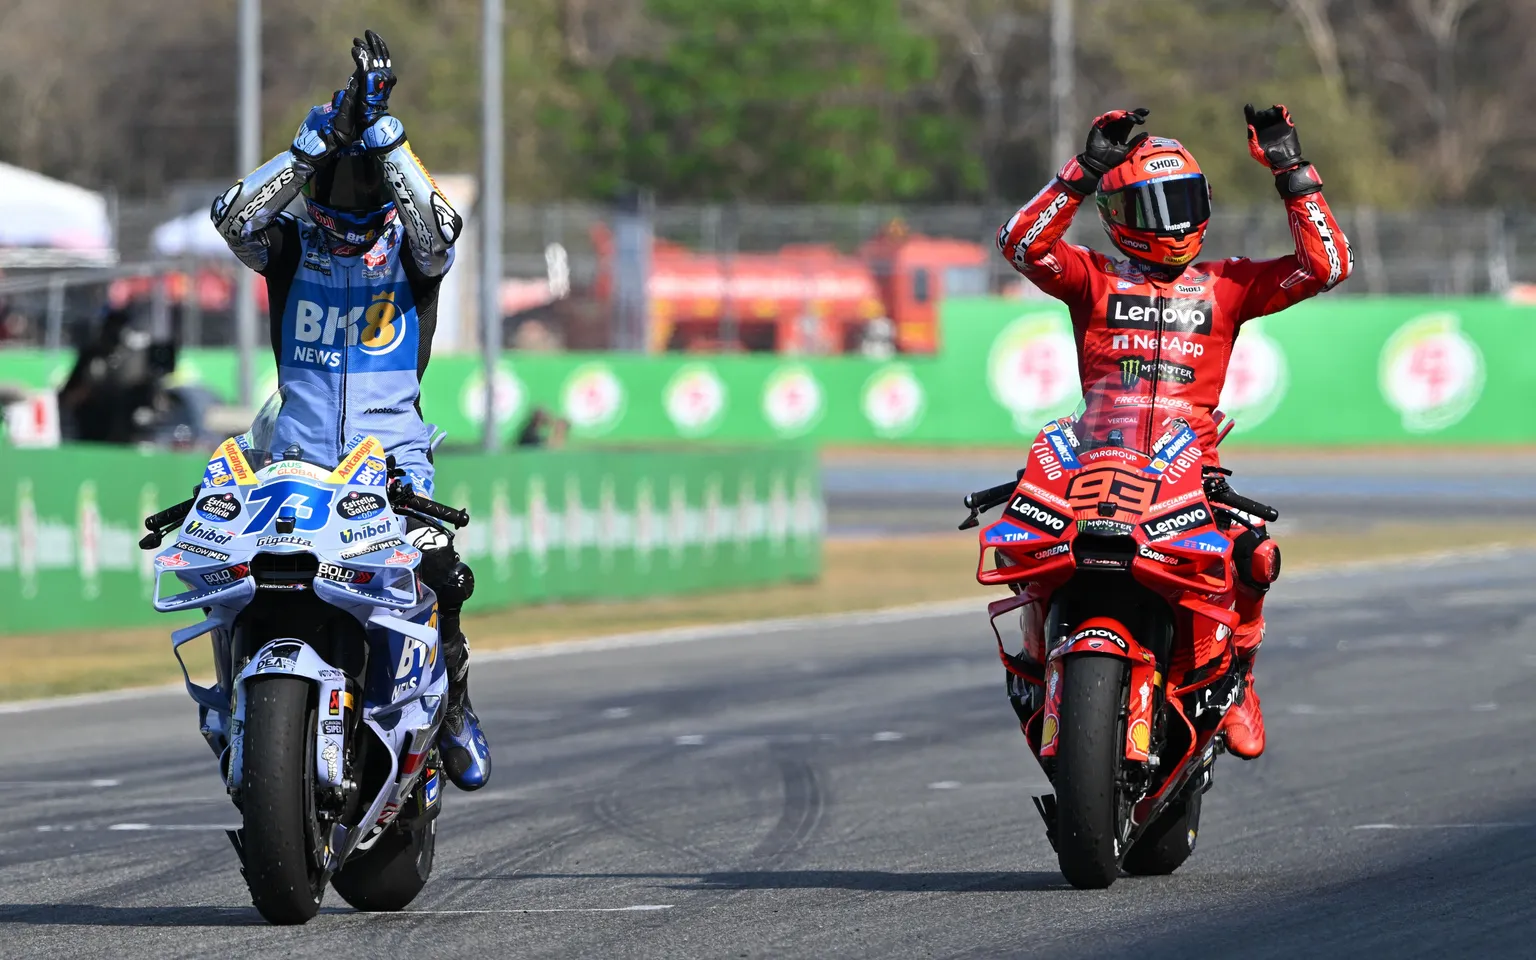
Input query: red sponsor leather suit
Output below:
<box><xmin>997</xmin><ymin>172</ymin><xmax>1353</xmax><ymax>462</ymax></box>
<box><xmin>997</xmin><ymin>167</ymin><xmax>1352</xmax><ymax>757</ymax></box>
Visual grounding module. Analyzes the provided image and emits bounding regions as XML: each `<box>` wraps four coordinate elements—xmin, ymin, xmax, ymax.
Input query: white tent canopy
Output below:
<box><xmin>152</xmin><ymin>210</ymin><xmax>234</xmax><ymax>259</ymax></box>
<box><xmin>0</xmin><ymin>162</ymin><xmax>115</xmax><ymax>266</ymax></box>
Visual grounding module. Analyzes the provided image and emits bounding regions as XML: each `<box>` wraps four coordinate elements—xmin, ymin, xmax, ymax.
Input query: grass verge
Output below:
<box><xmin>5</xmin><ymin>521</ymin><xmax>1532</xmax><ymax>702</ymax></box>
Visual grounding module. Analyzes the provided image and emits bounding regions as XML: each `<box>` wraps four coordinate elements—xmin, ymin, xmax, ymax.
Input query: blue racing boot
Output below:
<box><xmin>437</xmin><ymin>633</ymin><xmax>492</xmax><ymax>791</ymax></box>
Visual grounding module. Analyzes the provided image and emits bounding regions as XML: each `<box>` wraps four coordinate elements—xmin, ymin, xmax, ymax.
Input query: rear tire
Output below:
<box><xmin>331</xmin><ymin>815</ymin><xmax>437</xmax><ymax>911</ymax></box>
<box><xmin>1054</xmin><ymin>654</ymin><xmax>1128</xmax><ymax>889</ymax></box>
<box><xmin>241</xmin><ymin>676</ymin><xmax>325</xmax><ymax>925</ymax></box>
<box><xmin>1124</xmin><ymin>786</ymin><xmax>1202</xmax><ymax>876</ymax></box>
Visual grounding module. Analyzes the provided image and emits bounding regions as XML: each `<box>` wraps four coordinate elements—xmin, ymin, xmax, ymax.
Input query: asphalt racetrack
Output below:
<box><xmin>4</xmin><ymin>548</ymin><xmax>1536</xmax><ymax>957</ymax></box>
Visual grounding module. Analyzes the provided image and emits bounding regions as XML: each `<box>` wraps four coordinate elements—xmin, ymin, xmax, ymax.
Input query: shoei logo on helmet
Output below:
<box><xmin>1144</xmin><ymin>156</ymin><xmax>1184</xmax><ymax>174</ymax></box>
<box><xmin>359</xmin><ymin>291</ymin><xmax>406</xmax><ymax>356</ymax></box>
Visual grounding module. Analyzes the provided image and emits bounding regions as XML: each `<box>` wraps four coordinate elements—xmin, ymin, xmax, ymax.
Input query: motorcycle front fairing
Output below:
<box><xmin>152</xmin><ymin>431</ymin><xmax>447</xmax><ymax>859</ymax></box>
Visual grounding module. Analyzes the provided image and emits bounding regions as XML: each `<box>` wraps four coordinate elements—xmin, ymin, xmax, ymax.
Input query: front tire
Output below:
<box><xmin>1054</xmin><ymin>655</ymin><xmax>1128</xmax><ymax>889</ymax></box>
<box><xmin>331</xmin><ymin>814</ymin><xmax>437</xmax><ymax>911</ymax></box>
<box><xmin>241</xmin><ymin>676</ymin><xmax>326</xmax><ymax>924</ymax></box>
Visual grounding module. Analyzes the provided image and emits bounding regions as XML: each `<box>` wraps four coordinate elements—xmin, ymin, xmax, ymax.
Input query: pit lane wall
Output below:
<box><xmin>1</xmin><ymin>296</ymin><xmax>1523</xmax><ymax>445</ymax></box>
<box><xmin>0</xmin><ymin>445</ymin><xmax>822</xmax><ymax>635</ymax></box>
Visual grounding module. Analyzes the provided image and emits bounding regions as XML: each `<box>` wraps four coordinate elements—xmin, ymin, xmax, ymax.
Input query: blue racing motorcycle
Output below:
<box><xmin>139</xmin><ymin>392</ymin><xmax>470</xmax><ymax>924</ymax></box>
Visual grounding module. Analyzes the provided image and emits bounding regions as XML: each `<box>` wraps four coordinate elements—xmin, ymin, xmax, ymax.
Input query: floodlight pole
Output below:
<box><xmin>1050</xmin><ymin>0</ymin><xmax>1075</xmax><ymax>168</ymax></box>
<box><xmin>235</xmin><ymin>0</ymin><xmax>261</xmax><ymax>409</ymax></box>
<box><xmin>480</xmin><ymin>0</ymin><xmax>504</xmax><ymax>452</ymax></box>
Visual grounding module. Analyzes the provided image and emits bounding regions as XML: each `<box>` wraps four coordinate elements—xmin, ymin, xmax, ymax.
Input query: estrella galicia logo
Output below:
<box><xmin>195</xmin><ymin>493</ymin><xmax>242</xmax><ymax>522</ymax></box>
<box><xmin>1107</xmin><ymin>294</ymin><xmax>1214</xmax><ymax>335</ymax></box>
<box><xmin>336</xmin><ymin>492</ymin><xmax>387</xmax><ymax>521</ymax></box>
<box><xmin>1003</xmin><ymin>494</ymin><xmax>1072</xmax><ymax>536</ymax></box>
<box><xmin>1118</xmin><ymin>355</ymin><xmax>1197</xmax><ymax>388</ymax></box>
<box><xmin>1140</xmin><ymin>503</ymin><xmax>1213</xmax><ymax>541</ymax></box>
<box><xmin>339</xmin><ymin>520</ymin><xmax>395</xmax><ymax>543</ymax></box>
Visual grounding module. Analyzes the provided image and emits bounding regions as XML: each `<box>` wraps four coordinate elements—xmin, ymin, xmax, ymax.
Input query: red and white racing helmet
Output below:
<box><xmin>1095</xmin><ymin>137</ymin><xmax>1211</xmax><ymax>267</ymax></box>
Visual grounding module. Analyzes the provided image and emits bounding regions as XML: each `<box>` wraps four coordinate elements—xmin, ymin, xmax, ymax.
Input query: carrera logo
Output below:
<box><xmin>1143</xmin><ymin>155</ymin><xmax>1184</xmax><ymax>174</ymax></box>
<box><xmin>1034</xmin><ymin>542</ymin><xmax>1071</xmax><ymax>560</ymax></box>
<box><xmin>1107</xmin><ymin>294</ymin><xmax>1214</xmax><ymax>335</ymax></box>
<box><xmin>1140</xmin><ymin>504</ymin><xmax>1212</xmax><ymax>540</ymax></box>
<box><xmin>1004</xmin><ymin>494</ymin><xmax>1072</xmax><ymax>535</ymax></box>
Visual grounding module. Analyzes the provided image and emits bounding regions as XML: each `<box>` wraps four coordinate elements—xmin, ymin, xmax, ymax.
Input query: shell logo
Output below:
<box><xmin>1218</xmin><ymin>319</ymin><xmax>1288</xmax><ymax>431</ymax></box>
<box><xmin>1379</xmin><ymin>313</ymin><xmax>1485</xmax><ymax>433</ymax></box>
<box><xmin>988</xmin><ymin>313</ymin><xmax>1081</xmax><ymax>432</ymax></box>
<box><xmin>1041</xmin><ymin>714</ymin><xmax>1059</xmax><ymax>747</ymax></box>
<box><xmin>1130</xmin><ymin>718</ymin><xmax>1151</xmax><ymax>754</ymax></box>
<box><xmin>359</xmin><ymin>291</ymin><xmax>407</xmax><ymax>356</ymax></box>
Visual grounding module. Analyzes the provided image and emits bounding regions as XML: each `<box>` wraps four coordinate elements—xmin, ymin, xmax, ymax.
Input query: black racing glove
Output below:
<box><xmin>1245</xmin><ymin>103</ymin><xmax>1322</xmax><ymax>198</ymax></box>
<box><xmin>1059</xmin><ymin>108</ymin><xmax>1150</xmax><ymax>194</ymax></box>
<box><xmin>354</xmin><ymin>30</ymin><xmax>396</xmax><ymax>127</ymax></box>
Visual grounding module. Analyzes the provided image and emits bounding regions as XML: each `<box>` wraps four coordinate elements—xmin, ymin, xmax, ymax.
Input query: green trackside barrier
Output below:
<box><xmin>0</xmin><ymin>445</ymin><xmax>822</xmax><ymax>635</ymax></box>
<box><xmin>2</xmin><ymin>296</ymin><xmax>1532</xmax><ymax>444</ymax></box>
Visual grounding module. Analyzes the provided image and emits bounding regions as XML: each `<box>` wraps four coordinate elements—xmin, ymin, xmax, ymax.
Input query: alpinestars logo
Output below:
<box><xmin>1118</xmin><ymin>356</ymin><xmax>1197</xmax><ymax>388</ymax></box>
<box><xmin>1020</xmin><ymin>194</ymin><xmax>1070</xmax><ymax>250</ymax></box>
<box><xmin>237</xmin><ymin>168</ymin><xmax>295</xmax><ymax>224</ymax></box>
<box><xmin>1139</xmin><ymin>503</ymin><xmax>1212</xmax><ymax>540</ymax></box>
<box><xmin>1304</xmin><ymin>201</ymin><xmax>1344</xmax><ymax>288</ymax></box>
<box><xmin>1003</xmin><ymin>494</ymin><xmax>1071</xmax><ymax>535</ymax></box>
<box><xmin>1107</xmin><ymin>295</ymin><xmax>1214</xmax><ymax>335</ymax></box>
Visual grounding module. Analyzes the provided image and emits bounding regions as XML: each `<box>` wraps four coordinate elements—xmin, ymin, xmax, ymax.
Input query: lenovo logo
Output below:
<box><xmin>1107</xmin><ymin>294</ymin><xmax>1214</xmax><ymax>335</ymax></box>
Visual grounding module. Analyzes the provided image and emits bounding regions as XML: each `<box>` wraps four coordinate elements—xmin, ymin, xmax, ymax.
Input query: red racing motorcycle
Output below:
<box><xmin>960</xmin><ymin>380</ymin><xmax>1279</xmax><ymax>888</ymax></box>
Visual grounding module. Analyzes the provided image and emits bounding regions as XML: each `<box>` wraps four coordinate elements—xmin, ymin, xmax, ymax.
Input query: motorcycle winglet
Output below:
<box><xmin>171</xmin><ymin>610</ymin><xmax>240</xmax><ymax>714</ymax></box>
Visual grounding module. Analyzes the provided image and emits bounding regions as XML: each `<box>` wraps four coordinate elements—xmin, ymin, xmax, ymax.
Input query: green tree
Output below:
<box><xmin>552</xmin><ymin>0</ymin><xmax>979</xmax><ymax>201</ymax></box>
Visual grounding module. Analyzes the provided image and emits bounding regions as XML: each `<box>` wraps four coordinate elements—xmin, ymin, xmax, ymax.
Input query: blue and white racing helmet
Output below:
<box><xmin>304</xmin><ymin>147</ymin><xmax>396</xmax><ymax>251</ymax></box>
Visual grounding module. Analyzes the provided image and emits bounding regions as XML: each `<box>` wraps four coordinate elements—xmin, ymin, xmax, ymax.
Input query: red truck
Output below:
<box><xmin>594</xmin><ymin>221</ymin><xmax>990</xmax><ymax>354</ymax></box>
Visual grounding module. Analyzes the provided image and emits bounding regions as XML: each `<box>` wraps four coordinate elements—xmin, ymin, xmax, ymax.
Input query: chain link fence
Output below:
<box><xmin>0</xmin><ymin>198</ymin><xmax>1529</xmax><ymax>352</ymax></box>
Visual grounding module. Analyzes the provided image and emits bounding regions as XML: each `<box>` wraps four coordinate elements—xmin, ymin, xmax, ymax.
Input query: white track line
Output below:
<box><xmin>3</xmin><ymin>545</ymin><xmax>1527</xmax><ymax>717</ymax></box>
<box><xmin>363</xmin><ymin>905</ymin><xmax>674</xmax><ymax>915</ymax></box>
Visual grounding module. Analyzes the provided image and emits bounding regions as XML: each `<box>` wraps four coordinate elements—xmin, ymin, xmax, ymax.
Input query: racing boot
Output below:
<box><xmin>437</xmin><ymin>621</ymin><xmax>492</xmax><ymax>791</ymax></box>
<box><xmin>1223</xmin><ymin>588</ymin><xmax>1267</xmax><ymax>760</ymax></box>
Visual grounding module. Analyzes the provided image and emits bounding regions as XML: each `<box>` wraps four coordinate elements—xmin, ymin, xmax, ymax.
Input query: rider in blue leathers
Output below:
<box><xmin>211</xmin><ymin>31</ymin><xmax>491</xmax><ymax>791</ymax></box>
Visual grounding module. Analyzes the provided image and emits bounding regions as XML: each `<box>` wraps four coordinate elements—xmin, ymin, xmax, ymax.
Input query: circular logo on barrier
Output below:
<box><xmin>665</xmin><ymin>363</ymin><xmax>727</xmax><ymax>437</ymax></box>
<box><xmin>762</xmin><ymin>366</ymin><xmax>824</xmax><ymax>437</ymax></box>
<box><xmin>987</xmin><ymin>312</ymin><xmax>1080</xmax><ymax>432</ymax></box>
<box><xmin>562</xmin><ymin>362</ymin><xmax>626</xmax><ymax>435</ymax></box>
<box><xmin>1379</xmin><ymin>313</ymin><xmax>1485</xmax><ymax>433</ymax></box>
<box><xmin>359</xmin><ymin>292</ymin><xmax>407</xmax><ymax>356</ymax></box>
<box><xmin>862</xmin><ymin>364</ymin><xmax>925</xmax><ymax>437</ymax></box>
<box><xmin>1218</xmin><ymin>320</ymin><xmax>1288</xmax><ymax>431</ymax></box>
<box><xmin>461</xmin><ymin>363</ymin><xmax>527</xmax><ymax>428</ymax></box>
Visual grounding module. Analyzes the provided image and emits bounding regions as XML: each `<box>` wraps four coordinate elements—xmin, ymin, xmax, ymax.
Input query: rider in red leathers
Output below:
<box><xmin>996</xmin><ymin>105</ymin><xmax>1353</xmax><ymax>760</ymax></box>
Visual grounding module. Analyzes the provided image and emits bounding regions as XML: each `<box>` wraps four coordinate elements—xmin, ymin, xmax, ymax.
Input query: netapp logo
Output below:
<box><xmin>1140</xmin><ymin>504</ymin><xmax>1212</xmax><ymax>540</ymax></box>
<box><xmin>1003</xmin><ymin>494</ymin><xmax>1071</xmax><ymax>535</ymax></box>
<box><xmin>1107</xmin><ymin>294</ymin><xmax>1214</xmax><ymax>335</ymax></box>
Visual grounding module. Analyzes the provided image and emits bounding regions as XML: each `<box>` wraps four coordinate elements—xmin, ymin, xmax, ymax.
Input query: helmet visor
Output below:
<box><xmin>1098</xmin><ymin>174</ymin><xmax>1210</xmax><ymax>237</ymax></box>
<box><xmin>309</xmin><ymin>155</ymin><xmax>389</xmax><ymax>213</ymax></box>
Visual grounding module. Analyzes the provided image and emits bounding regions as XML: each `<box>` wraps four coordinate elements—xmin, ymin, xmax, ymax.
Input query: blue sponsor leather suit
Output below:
<box><xmin>209</xmin><ymin>103</ymin><xmax>493</xmax><ymax>791</ymax></box>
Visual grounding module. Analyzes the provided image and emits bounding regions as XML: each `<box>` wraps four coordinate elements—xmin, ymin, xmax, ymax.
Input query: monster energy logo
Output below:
<box><xmin>1119</xmin><ymin>356</ymin><xmax>1196</xmax><ymax>388</ymax></box>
